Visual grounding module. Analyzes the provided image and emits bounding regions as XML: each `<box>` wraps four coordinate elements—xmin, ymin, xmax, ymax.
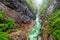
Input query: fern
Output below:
<box><xmin>0</xmin><ymin>9</ymin><xmax>14</xmax><ymax>40</ymax></box>
<box><xmin>49</xmin><ymin>10</ymin><xmax>60</xmax><ymax>40</ymax></box>
<box><xmin>0</xmin><ymin>10</ymin><xmax>14</xmax><ymax>32</ymax></box>
<box><xmin>0</xmin><ymin>32</ymin><xmax>9</xmax><ymax>40</ymax></box>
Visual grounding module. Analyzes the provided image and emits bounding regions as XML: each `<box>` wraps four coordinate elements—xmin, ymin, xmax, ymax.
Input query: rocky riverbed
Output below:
<box><xmin>0</xmin><ymin>0</ymin><xmax>60</xmax><ymax>40</ymax></box>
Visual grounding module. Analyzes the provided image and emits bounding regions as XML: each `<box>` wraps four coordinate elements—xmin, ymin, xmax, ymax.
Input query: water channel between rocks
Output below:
<box><xmin>28</xmin><ymin>0</ymin><xmax>44</xmax><ymax>40</ymax></box>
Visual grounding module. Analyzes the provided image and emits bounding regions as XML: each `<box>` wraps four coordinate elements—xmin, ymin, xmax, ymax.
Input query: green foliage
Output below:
<box><xmin>49</xmin><ymin>9</ymin><xmax>60</xmax><ymax>40</ymax></box>
<box><xmin>0</xmin><ymin>10</ymin><xmax>4</xmax><ymax>19</ymax></box>
<box><xmin>0</xmin><ymin>32</ymin><xmax>9</xmax><ymax>40</ymax></box>
<box><xmin>26</xmin><ymin>0</ymin><xmax>50</xmax><ymax>14</ymax></box>
<box><xmin>54</xmin><ymin>2</ymin><xmax>60</xmax><ymax>11</ymax></box>
<box><xmin>52</xmin><ymin>30</ymin><xmax>60</xmax><ymax>40</ymax></box>
<box><xmin>0</xmin><ymin>10</ymin><xmax>14</xmax><ymax>32</ymax></box>
<box><xmin>0</xmin><ymin>18</ymin><xmax>14</xmax><ymax>32</ymax></box>
<box><xmin>39</xmin><ymin>0</ymin><xmax>50</xmax><ymax>14</ymax></box>
<box><xmin>0</xmin><ymin>10</ymin><xmax>15</xmax><ymax>40</ymax></box>
<box><xmin>26</xmin><ymin>0</ymin><xmax>36</xmax><ymax>14</ymax></box>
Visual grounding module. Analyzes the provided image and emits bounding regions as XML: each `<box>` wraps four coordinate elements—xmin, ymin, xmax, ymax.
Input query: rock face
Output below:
<box><xmin>9</xmin><ymin>20</ymin><xmax>34</xmax><ymax>40</ymax></box>
<box><xmin>9</xmin><ymin>31</ymin><xmax>27</xmax><ymax>40</ymax></box>
<box><xmin>40</xmin><ymin>0</ymin><xmax>59</xmax><ymax>40</ymax></box>
<box><xmin>2</xmin><ymin>0</ymin><xmax>36</xmax><ymax>19</ymax></box>
<box><xmin>0</xmin><ymin>0</ymin><xmax>36</xmax><ymax>24</ymax></box>
<box><xmin>0</xmin><ymin>1</ymin><xmax>36</xmax><ymax>40</ymax></box>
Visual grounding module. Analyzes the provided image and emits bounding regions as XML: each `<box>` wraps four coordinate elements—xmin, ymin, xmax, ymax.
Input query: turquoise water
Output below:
<box><xmin>28</xmin><ymin>0</ymin><xmax>44</xmax><ymax>40</ymax></box>
<box><xmin>28</xmin><ymin>9</ymin><xmax>41</xmax><ymax>40</ymax></box>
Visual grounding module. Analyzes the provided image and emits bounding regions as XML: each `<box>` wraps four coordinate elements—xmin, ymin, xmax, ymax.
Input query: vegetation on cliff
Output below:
<box><xmin>0</xmin><ymin>10</ymin><xmax>14</xmax><ymax>40</ymax></box>
<box><xmin>0</xmin><ymin>0</ymin><xmax>60</xmax><ymax>40</ymax></box>
<box><xmin>48</xmin><ymin>2</ymin><xmax>60</xmax><ymax>40</ymax></box>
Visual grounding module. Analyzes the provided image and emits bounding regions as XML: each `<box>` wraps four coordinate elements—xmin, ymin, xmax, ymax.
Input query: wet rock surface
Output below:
<box><xmin>1</xmin><ymin>0</ymin><xmax>36</xmax><ymax>20</ymax></box>
<box><xmin>0</xmin><ymin>0</ymin><xmax>36</xmax><ymax>24</ymax></box>
<box><xmin>0</xmin><ymin>1</ymin><xmax>35</xmax><ymax>40</ymax></box>
<box><xmin>0</xmin><ymin>0</ymin><xmax>59</xmax><ymax>40</ymax></box>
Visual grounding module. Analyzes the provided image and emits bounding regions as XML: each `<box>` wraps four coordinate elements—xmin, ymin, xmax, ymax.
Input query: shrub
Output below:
<box><xmin>0</xmin><ymin>32</ymin><xmax>9</xmax><ymax>40</ymax></box>
<box><xmin>0</xmin><ymin>10</ymin><xmax>14</xmax><ymax>32</ymax></box>
<box><xmin>49</xmin><ymin>10</ymin><xmax>60</xmax><ymax>40</ymax></box>
<box><xmin>0</xmin><ymin>9</ymin><xmax>14</xmax><ymax>40</ymax></box>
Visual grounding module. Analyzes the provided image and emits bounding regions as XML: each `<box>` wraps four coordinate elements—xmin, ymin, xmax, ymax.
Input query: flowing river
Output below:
<box><xmin>28</xmin><ymin>9</ymin><xmax>41</xmax><ymax>40</ymax></box>
<box><xmin>28</xmin><ymin>0</ymin><xmax>44</xmax><ymax>40</ymax></box>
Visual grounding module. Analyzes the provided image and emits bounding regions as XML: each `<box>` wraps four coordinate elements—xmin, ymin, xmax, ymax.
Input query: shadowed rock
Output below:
<box><xmin>1</xmin><ymin>0</ymin><xmax>36</xmax><ymax>20</ymax></box>
<box><xmin>0</xmin><ymin>1</ymin><xmax>36</xmax><ymax>24</ymax></box>
<box><xmin>0</xmin><ymin>2</ymin><xmax>31</xmax><ymax>24</ymax></box>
